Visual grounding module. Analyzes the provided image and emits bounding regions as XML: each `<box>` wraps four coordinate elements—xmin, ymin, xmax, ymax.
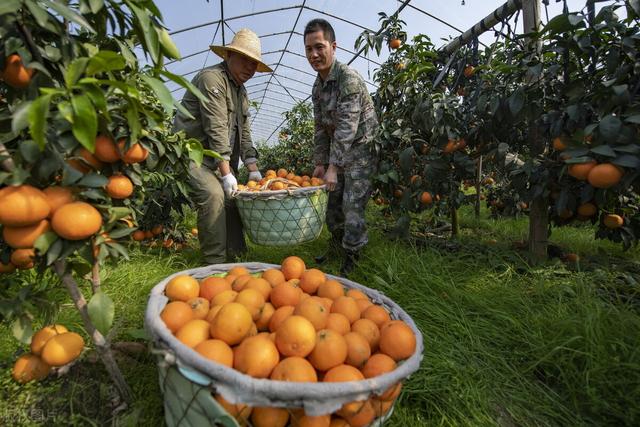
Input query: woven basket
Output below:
<box><xmin>145</xmin><ymin>262</ymin><xmax>424</xmax><ymax>426</ymax></box>
<box><xmin>232</xmin><ymin>179</ymin><xmax>328</xmax><ymax>246</ymax></box>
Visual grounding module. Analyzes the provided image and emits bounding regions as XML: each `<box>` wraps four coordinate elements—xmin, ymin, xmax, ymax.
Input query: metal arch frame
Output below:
<box><xmin>166</xmin><ymin>0</ymin><xmax>495</xmax><ymax>144</ymax></box>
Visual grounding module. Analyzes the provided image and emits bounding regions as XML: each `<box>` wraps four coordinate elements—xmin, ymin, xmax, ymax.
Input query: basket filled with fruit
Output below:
<box><xmin>232</xmin><ymin>169</ymin><xmax>328</xmax><ymax>246</ymax></box>
<box><xmin>145</xmin><ymin>256</ymin><xmax>423</xmax><ymax>426</ymax></box>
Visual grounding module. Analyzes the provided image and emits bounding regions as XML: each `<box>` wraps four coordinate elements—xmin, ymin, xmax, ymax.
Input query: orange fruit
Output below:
<box><xmin>3</xmin><ymin>54</ymin><xmax>34</xmax><ymax>88</ymax></box>
<box><xmin>244</xmin><ymin>277</ymin><xmax>272</xmax><ymax>300</ymax></box>
<box><xmin>165</xmin><ymin>275</ymin><xmax>200</xmax><ymax>302</ymax></box>
<box><xmin>568</xmin><ymin>160</ymin><xmax>597</xmax><ymax>180</ymax></box>
<box><xmin>251</xmin><ymin>407</ymin><xmax>289</xmax><ymax>427</ymax></box>
<box><xmin>271</xmin><ymin>181</ymin><xmax>286</xmax><ymax>190</ymax></box>
<box><xmin>51</xmin><ymin>202</ymin><xmax>102</xmax><ymax>240</ymax></box>
<box><xmin>299</xmin><ymin>268</ymin><xmax>326</xmax><ymax>294</ymax></box>
<box><xmin>235</xmin><ymin>288</ymin><xmax>266</xmax><ymax>320</ymax></box>
<box><xmin>187</xmin><ymin>297</ymin><xmax>210</xmax><ymax>320</ymax></box>
<box><xmin>175</xmin><ymin>319</ymin><xmax>211</xmax><ymax>348</ymax></box>
<box><xmin>269</xmin><ymin>305</ymin><xmax>295</xmax><ymax>332</ymax></box>
<box><xmin>286</xmin><ymin>172</ymin><xmax>296</xmax><ymax>180</ymax></box>
<box><xmin>205</xmin><ymin>304</ymin><xmax>223</xmax><ymax>323</ymax></box>
<box><xmin>329</xmin><ymin>417</ymin><xmax>350</xmax><ymax>427</ymax></box>
<box><xmin>234</xmin><ymin>334</ymin><xmax>280</xmax><ymax>378</ymax></box>
<box><xmin>270</xmin><ymin>356</ymin><xmax>318</xmax><ymax>382</ymax></box>
<box><xmin>355</xmin><ymin>298</ymin><xmax>373</xmax><ymax>313</ymax></box>
<box><xmin>351</xmin><ymin>318</ymin><xmax>381</xmax><ymax>352</ymax></box>
<box><xmin>68</xmin><ymin>147</ymin><xmax>105</xmax><ymax>172</ymax></box>
<box><xmin>160</xmin><ymin>301</ymin><xmax>194</xmax><ymax>333</ymax></box>
<box><xmin>228</xmin><ymin>266</ymin><xmax>250</xmax><ymax>276</ymax></box>
<box><xmin>2</xmin><ymin>219</ymin><xmax>50</xmax><ymax>249</ymax></box>
<box><xmin>93</xmin><ymin>134</ymin><xmax>120</xmax><ymax>162</ymax></box>
<box><xmin>379</xmin><ymin>320</ymin><xmax>416</xmax><ymax>361</ymax></box>
<box><xmin>317</xmin><ymin>279</ymin><xmax>344</xmax><ymax>300</ymax></box>
<box><xmin>314</xmin><ymin>296</ymin><xmax>334</xmax><ymax>312</ymax></box>
<box><xmin>232</xmin><ymin>274</ymin><xmax>253</xmax><ymax>292</ymax></box>
<box><xmin>41</xmin><ymin>332</ymin><xmax>85</xmax><ymax>366</ymax></box>
<box><xmin>577</xmin><ymin>202</ymin><xmax>597</xmax><ymax>217</ymax></box>
<box><xmin>199</xmin><ymin>276</ymin><xmax>231</xmax><ymax>301</ymax></box>
<box><xmin>281</xmin><ymin>256</ymin><xmax>306</xmax><ymax>280</ymax></box>
<box><xmin>214</xmin><ymin>394</ymin><xmax>252</xmax><ymax>424</ymax></box>
<box><xmin>106</xmin><ymin>174</ymin><xmax>134</xmax><ymax>199</ymax></box>
<box><xmin>0</xmin><ymin>185</ymin><xmax>50</xmax><ymax>227</ymax></box>
<box><xmin>131</xmin><ymin>230</ymin><xmax>145</xmax><ymax>241</ymax></box>
<box><xmin>256</xmin><ymin>302</ymin><xmax>275</xmax><ymax>331</ymax></box>
<box><xmin>224</xmin><ymin>273</ymin><xmax>238</xmax><ymax>284</ymax></box>
<box><xmin>389</xmin><ymin>38</ymin><xmax>402</xmax><ymax>49</ymax></box>
<box><xmin>463</xmin><ymin>64</ymin><xmax>475</xmax><ymax>78</ymax></box>
<box><xmin>553</xmin><ymin>137</ymin><xmax>567</xmax><ymax>151</ymax></box>
<box><xmin>343</xmin><ymin>332</ymin><xmax>371</xmax><ymax>368</ymax></box>
<box><xmin>210</xmin><ymin>302</ymin><xmax>253</xmax><ymax>345</ymax></box>
<box><xmin>290</xmin><ymin>412</ymin><xmax>331</xmax><ymax>427</ymax></box>
<box><xmin>261</xmin><ymin>268</ymin><xmax>285</xmax><ymax>286</ymax></box>
<box><xmin>362</xmin><ymin>305</ymin><xmax>391</xmax><ymax>328</ymax></box>
<box><xmin>275</xmin><ymin>315</ymin><xmax>317</xmax><ymax>357</ymax></box>
<box><xmin>11</xmin><ymin>248</ymin><xmax>35</xmax><ymax>269</ymax></box>
<box><xmin>308</xmin><ymin>329</ymin><xmax>348</xmax><ymax>371</ymax></box>
<box><xmin>30</xmin><ymin>324</ymin><xmax>69</xmax><ymax>355</ymax></box>
<box><xmin>294</xmin><ymin>298</ymin><xmax>329</xmax><ymax>330</ymax></box>
<box><xmin>270</xmin><ymin>280</ymin><xmax>302</xmax><ymax>308</ymax></box>
<box><xmin>277</xmin><ymin>168</ymin><xmax>288</xmax><ymax>178</ymax></box>
<box><xmin>12</xmin><ymin>354</ymin><xmax>50</xmax><ymax>383</ymax></box>
<box><xmin>151</xmin><ymin>224</ymin><xmax>163</xmax><ymax>235</ymax></box>
<box><xmin>211</xmin><ymin>289</ymin><xmax>238</xmax><ymax>306</ymax></box>
<box><xmin>587</xmin><ymin>163</ymin><xmax>623</xmax><ymax>189</ymax></box>
<box><xmin>330</xmin><ymin>296</ymin><xmax>360</xmax><ymax>324</ymax></box>
<box><xmin>118</xmin><ymin>140</ymin><xmax>149</xmax><ymax>163</ymax></box>
<box><xmin>345</xmin><ymin>289</ymin><xmax>369</xmax><ymax>301</ymax></box>
<box><xmin>343</xmin><ymin>400</ymin><xmax>376</xmax><ymax>427</ymax></box>
<box><xmin>0</xmin><ymin>262</ymin><xmax>16</xmax><ymax>273</ymax></box>
<box><xmin>603</xmin><ymin>214</ymin><xmax>624</xmax><ymax>229</ymax></box>
<box><xmin>361</xmin><ymin>353</ymin><xmax>396</xmax><ymax>378</ymax></box>
<box><xmin>43</xmin><ymin>186</ymin><xmax>74</xmax><ymax>215</ymax></box>
<box><xmin>326</xmin><ymin>313</ymin><xmax>351</xmax><ymax>335</ymax></box>
<box><xmin>371</xmin><ymin>398</ymin><xmax>395</xmax><ymax>417</ymax></box>
<box><xmin>378</xmin><ymin>382</ymin><xmax>402</xmax><ymax>401</ymax></box>
<box><xmin>323</xmin><ymin>364</ymin><xmax>366</xmax><ymax>416</ymax></box>
<box><xmin>194</xmin><ymin>339</ymin><xmax>233</xmax><ymax>367</ymax></box>
<box><xmin>420</xmin><ymin>191</ymin><xmax>433</xmax><ymax>205</ymax></box>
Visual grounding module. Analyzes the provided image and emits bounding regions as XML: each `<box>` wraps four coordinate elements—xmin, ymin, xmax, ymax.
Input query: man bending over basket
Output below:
<box><xmin>174</xmin><ymin>29</ymin><xmax>271</xmax><ymax>264</ymax></box>
<box><xmin>303</xmin><ymin>19</ymin><xmax>379</xmax><ymax>275</ymax></box>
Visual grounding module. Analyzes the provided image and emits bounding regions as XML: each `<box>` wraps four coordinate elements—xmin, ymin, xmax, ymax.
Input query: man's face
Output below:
<box><xmin>226</xmin><ymin>51</ymin><xmax>258</xmax><ymax>84</ymax></box>
<box><xmin>304</xmin><ymin>30</ymin><xmax>336</xmax><ymax>76</ymax></box>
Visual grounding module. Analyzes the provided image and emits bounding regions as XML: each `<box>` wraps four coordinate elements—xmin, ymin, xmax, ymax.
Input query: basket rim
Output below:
<box><xmin>232</xmin><ymin>185</ymin><xmax>327</xmax><ymax>200</ymax></box>
<box><xmin>145</xmin><ymin>262</ymin><xmax>424</xmax><ymax>411</ymax></box>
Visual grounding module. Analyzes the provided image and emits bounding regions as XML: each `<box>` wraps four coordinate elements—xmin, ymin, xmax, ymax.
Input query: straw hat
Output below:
<box><xmin>210</xmin><ymin>28</ymin><xmax>272</xmax><ymax>73</ymax></box>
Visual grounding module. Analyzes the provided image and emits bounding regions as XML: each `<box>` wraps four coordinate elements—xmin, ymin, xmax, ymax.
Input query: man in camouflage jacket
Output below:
<box><xmin>174</xmin><ymin>29</ymin><xmax>271</xmax><ymax>264</ymax></box>
<box><xmin>304</xmin><ymin>19</ymin><xmax>378</xmax><ymax>275</ymax></box>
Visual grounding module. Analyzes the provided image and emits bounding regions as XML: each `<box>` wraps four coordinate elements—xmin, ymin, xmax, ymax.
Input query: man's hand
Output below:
<box><xmin>221</xmin><ymin>173</ymin><xmax>238</xmax><ymax>197</ymax></box>
<box><xmin>324</xmin><ymin>164</ymin><xmax>339</xmax><ymax>191</ymax></box>
<box><xmin>313</xmin><ymin>165</ymin><xmax>325</xmax><ymax>178</ymax></box>
<box><xmin>248</xmin><ymin>170</ymin><xmax>262</xmax><ymax>182</ymax></box>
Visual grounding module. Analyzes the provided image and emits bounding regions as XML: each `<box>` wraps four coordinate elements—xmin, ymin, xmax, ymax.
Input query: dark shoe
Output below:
<box><xmin>340</xmin><ymin>250</ymin><xmax>360</xmax><ymax>276</ymax></box>
<box><xmin>314</xmin><ymin>233</ymin><xmax>343</xmax><ymax>264</ymax></box>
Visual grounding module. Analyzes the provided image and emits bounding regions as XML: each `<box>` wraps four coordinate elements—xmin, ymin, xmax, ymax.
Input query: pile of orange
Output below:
<box><xmin>12</xmin><ymin>324</ymin><xmax>85</xmax><ymax>383</ymax></box>
<box><xmin>237</xmin><ymin>169</ymin><xmax>324</xmax><ymax>192</ymax></box>
<box><xmin>0</xmin><ymin>185</ymin><xmax>102</xmax><ymax>272</ymax></box>
<box><xmin>566</xmin><ymin>160</ymin><xmax>624</xmax><ymax>189</ymax></box>
<box><xmin>160</xmin><ymin>256</ymin><xmax>417</xmax><ymax>426</ymax></box>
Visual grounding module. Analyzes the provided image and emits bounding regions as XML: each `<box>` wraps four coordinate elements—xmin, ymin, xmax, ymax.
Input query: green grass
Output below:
<box><xmin>1</xmin><ymin>205</ymin><xmax>639</xmax><ymax>426</ymax></box>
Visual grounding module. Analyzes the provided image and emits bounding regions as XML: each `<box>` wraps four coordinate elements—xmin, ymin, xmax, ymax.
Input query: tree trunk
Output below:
<box><xmin>475</xmin><ymin>155</ymin><xmax>483</xmax><ymax>219</ymax></box>
<box><xmin>53</xmin><ymin>261</ymin><xmax>133</xmax><ymax>404</ymax></box>
<box><xmin>91</xmin><ymin>260</ymin><xmax>101</xmax><ymax>294</ymax></box>
<box><xmin>451</xmin><ymin>205</ymin><xmax>459</xmax><ymax>238</ymax></box>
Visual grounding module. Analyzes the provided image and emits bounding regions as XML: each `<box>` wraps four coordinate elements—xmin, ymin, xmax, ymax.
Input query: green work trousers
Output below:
<box><xmin>188</xmin><ymin>164</ymin><xmax>246</xmax><ymax>265</ymax></box>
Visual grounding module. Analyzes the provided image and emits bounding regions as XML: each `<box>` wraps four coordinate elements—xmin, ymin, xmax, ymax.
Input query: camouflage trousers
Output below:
<box><xmin>326</xmin><ymin>168</ymin><xmax>374</xmax><ymax>252</ymax></box>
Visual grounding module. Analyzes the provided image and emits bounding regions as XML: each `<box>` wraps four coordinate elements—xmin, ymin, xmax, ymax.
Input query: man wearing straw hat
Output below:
<box><xmin>174</xmin><ymin>29</ymin><xmax>272</xmax><ymax>264</ymax></box>
<box><xmin>303</xmin><ymin>19</ymin><xmax>379</xmax><ymax>276</ymax></box>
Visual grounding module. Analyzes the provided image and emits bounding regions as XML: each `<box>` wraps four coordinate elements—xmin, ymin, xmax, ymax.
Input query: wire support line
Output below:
<box><xmin>302</xmin><ymin>6</ymin><xmax>374</xmax><ymax>33</ymax></box>
<box><xmin>272</xmin><ymin>73</ymin><xmax>299</xmax><ymax>103</ymax></box>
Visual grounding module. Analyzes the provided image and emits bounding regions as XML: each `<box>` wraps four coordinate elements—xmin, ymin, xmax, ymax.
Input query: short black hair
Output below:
<box><xmin>303</xmin><ymin>18</ymin><xmax>336</xmax><ymax>43</ymax></box>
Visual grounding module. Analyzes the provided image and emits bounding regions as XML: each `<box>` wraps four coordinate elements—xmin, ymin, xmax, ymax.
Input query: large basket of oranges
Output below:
<box><xmin>233</xmin><ymin>177</ymin><xmax>328</xmax><ymax>246</ymax></box>
<box><xmin>145</xmin><ymin>258</ymin><xmax>423</xmax><ymax>426</ymax></box>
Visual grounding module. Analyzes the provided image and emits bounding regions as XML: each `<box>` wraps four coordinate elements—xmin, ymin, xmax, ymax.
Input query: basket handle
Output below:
<box><xmin>259</xmin><ymin>177</ymin><xmax>301</xmax><ymax>191</ymax></box>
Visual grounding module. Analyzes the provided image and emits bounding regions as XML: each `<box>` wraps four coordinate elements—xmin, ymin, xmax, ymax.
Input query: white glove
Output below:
<box><xmin>248</xmin><ymin>170</ymin><xmax>262</xmax><ymax>182</ymax></box>
<box><xmin>221</xmin><ymin>173</ymin><xmax>237</xmax><ymax>197</ymax></box>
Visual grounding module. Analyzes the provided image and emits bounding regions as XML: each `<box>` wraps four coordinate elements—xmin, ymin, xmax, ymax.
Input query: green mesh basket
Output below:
<box><xmin>233</xmin><ymin>181</ymin><xmax>328</xmax><ymax>246</ymax></box>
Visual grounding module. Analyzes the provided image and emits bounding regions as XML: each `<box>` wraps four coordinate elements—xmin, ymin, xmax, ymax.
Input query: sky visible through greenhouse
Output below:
<box><xmin>155</xmin><ymin>0</ymin><xmax>606</xmax><ymax>144</ymax></box>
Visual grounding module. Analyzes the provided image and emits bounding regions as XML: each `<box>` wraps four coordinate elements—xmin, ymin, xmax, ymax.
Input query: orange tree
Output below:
<box><xmin>0</xmin><ymin>0</ymin><xmax>211</xmax><ymax>400</ymax></box>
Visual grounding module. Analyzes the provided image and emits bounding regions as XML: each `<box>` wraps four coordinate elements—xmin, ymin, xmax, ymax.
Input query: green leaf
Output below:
<box><xmin>160</xmin><ymin>70</ymin><xmax>206</xmax><ymax>102</ymax></box>
<box><xmin>613</xmin><ymin>144</ymin><xmax>640</xmax><ymax>154</ymax></box>
<box><xmin>141</xmin><ymin>75</ymin><xmax>173</xmax><ymax>114</ymax></box>
<box><xmin>86</xmin><ymin>50</ymin><xmax>126</xmax><ymax>75</ymax></box>
<box><xmin>598</xmin><ymin>115</ymin><xmax>622</xmax><ymax>143</ymax></box>
<box><xmin>127</xmin><ymin>1</ymin><xmax>159</xmax><ymax>64</ymax></box>
<box><xmin>612</xmin><ymin>154</ymin><xmax>640</xmax><ymax>169</ymax></box>
<box><xmin>158</xmin><ymin>27</ymin><xmax>181</xmax><ymax>59</ymax></box>
<box><xmin>42</xmin><ymin>0</ymin><xmax>96</xmax><ymax>33</ymax></box>
<box><xmin>126</xmin><ymin>102</ymin><xmax>141</xmax><ymax>143</ymax></box>
<box><xmin>590</xmin><ymin>145</ymin><xmax>617</xmax><ymax>158</ymax></box>
<box><xmin>88</xmin><ymin>0</ymin><xmax>104</xmax><ymax>14</ymax></box>
<box><xmin>399</xmin><ymin>147</ymin><xmax>415</xmax><ymax>174</ymax></box>
<box><xmin>114</xmin><ymin>39</ymin><xmax>137</xmax><ymax>67</ymax></box>
<box><xmin>88</xmin><ymin>292</ymin><xmax>115</xmax><ymax>336</ymax></box>
<box><xmin>0</xmin><ymin>0</ymin><xmax>21</xmax><ymax>15</ymax></box>
<box><xmin>108</xmin><ymin>227</ymin><xmax>134</xmax><ymax>239</ymax></box>
<box><xmin>71</xmin><ymin>93</ymin><xmax>97</xmax><ymax>151</ymax></box>
<box><xmin>28</xmin><ymin>94</ymin><xmax>52</xmax><ymax>149</ymax></box>
<box><xmin>19</xmin><ymin>140</ymin><xmax>41</xmax><ymax>163</ymax></box>
<box><xmin>65</xmin><ymin>58</ymin><xmax>89</xmax><ymax>88</ymax></box>
<box><xmin>203</xmin><ymin>149</ymin><xmax>224</xmax><ymax>161</ymax></box>
<box><xmin>508</xmin><ymin>88</ymin><xmax>524</xmax><ymax>116</ymax></box>
<box><xmin>34</xmin><ymin>231</ymin><xmax>59</xmax><ymax>254</ymax></box>
<box><xmin>12</xmin><ymin>101</ymin><xmax>33</xmax><ymax>134</ymax></box>
<box><xmin>126</xmin><ymin>328</ymin><xmax>150</xmax><ymax>341</ymax></box>
<box><xmin>78</xmin><ymin>172</ymin><xmax>108</xmax><ymax>188</ymax></box>
<box><xmin>12</xmin><ymin>315</ymin><xmax>33</xmax><ymax>345</ymax></box>
<box><xmin>624</xmin><ymin>114</ymin><xmax>640</xmax><ymax>124</ymax></box>
<box><xmin>46</xmin><ymin>238</ymin><xmax>64</xmax><ymax>265</ymax></box>
<box><xmin>57</xmin><ymin>101</ymin><xmax>73</xmax><ymax>122</ymax></box>
<box><xmin>25</xmin><ymin>0</ymin><xmax>50</xmax><ymax>27</ymax></box>
<box><xmin>106</xmin><ymin>241</ymin><xmax>129</xmax><ymax>260</ymax></box>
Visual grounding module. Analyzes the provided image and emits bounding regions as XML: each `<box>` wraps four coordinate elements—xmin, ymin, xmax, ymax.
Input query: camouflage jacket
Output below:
<box><xmin>311</xmin><ymin>60</ymin><xmax>378</xmax><ymax>170</ymax></box>
<box><xmin>173</xmin><ymin>62</ymin><xmax>258</xmax><ymax>171</ymax></box>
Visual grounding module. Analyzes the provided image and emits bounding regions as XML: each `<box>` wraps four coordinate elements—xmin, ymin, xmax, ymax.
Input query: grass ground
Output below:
<box><xmin>1</xmin><ymin>205</ymin><xmax>639</xmax><ymax>426</ymax></box>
